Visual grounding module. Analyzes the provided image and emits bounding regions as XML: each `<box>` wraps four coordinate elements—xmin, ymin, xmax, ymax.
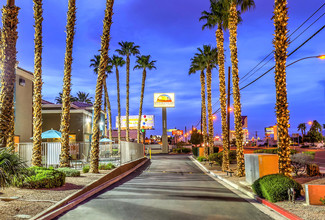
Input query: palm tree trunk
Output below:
<box><xmin>137</xmin><ymin>69</ymin><xmax>146</xmax><ymax>143</ymax></box>
<box><xmin>115</xmin><ymin>66</ymin><xmax>121</xmax><ymax>143</ymax></box>
<box><xmin>216</xmin><ymin>26</ymin><xmax>229</xmax><ymax>171</ymax></box>
<box><xmin>273</xmin><ymin>0</ymin><xmax>291</xmax><ymax>177</ymax></box>
<box><xmin>200</xmin><ymin>70</ymin><xmax>208</xmax><ymax>157</ymax></box>
<box><xmin>31</xmin><ymin>0</ymin><xmax>43</xmax><ymax>167</ymax></box>
<box><xmin>0</xmin><ymin>2</ymin><xmax>19</xmax><ymax>150</ymax></box>
<box><xmin>125</xmin><ymin>55</ymin><xmax>130</xmax><ymax>142</ymax></box>
<box><xmin>103</xmin><ymin>79</ymin><xmax>112</xmax><ymax>153</ymax></box>
<box><xmin>60</xmin><ymin>0</ymin><xmax>76</xmax><ymax>168</ymax></box>
<box><xmin>206</xmin><ymin>66</ymin><xmax>214</xmax><ymax>155</ymax></box>
<box><xmin>103</xmin><ymin>86</ymin><xmax>108</xmax><ymax>137</ymax></box>
<box><xmin>229</xmin><ymin>3</ymin><xmax>245</xmax><ymax>177</ymax></box>
<box><xmin>90</xmin><ymin>0</ymin><xmax>114</xmax><ymax>173</ymax></box>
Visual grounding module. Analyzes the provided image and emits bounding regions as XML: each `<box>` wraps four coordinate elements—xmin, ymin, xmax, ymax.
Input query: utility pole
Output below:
<box><xmin>227</xmin><ymin>66</ymin><xmax>231</xmax><ymax>148</ymax></box>
<box><xmin>255</xmin><ymin>131</ymin><xmax>258</xmax><ymax>147</ymax></box>
<box><xmin>185</xmin><ymin>126</ymin><xmax>187</xmax><ymax>143</ymax></box>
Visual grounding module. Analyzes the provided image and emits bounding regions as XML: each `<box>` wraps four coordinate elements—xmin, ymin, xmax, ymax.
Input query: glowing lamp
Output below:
<box><xmin>308</xmin><ymin>121</ymin><xmax>312</xmax><ymax>125</ymax></box>
<box><xmin>318</xmin><ymin>55</ymin><xmax>325</xmax><ymax>60</ymax></box>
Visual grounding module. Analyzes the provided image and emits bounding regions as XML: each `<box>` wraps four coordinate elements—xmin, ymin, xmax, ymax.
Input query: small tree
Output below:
<box><xmin>307</xmin><ymin>120</ymin><xmax>323</xmax><ymax>144</ymax></box>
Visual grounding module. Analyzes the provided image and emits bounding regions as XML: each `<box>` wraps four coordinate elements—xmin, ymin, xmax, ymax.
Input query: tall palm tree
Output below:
<box><xmin>195</xmin><ymin>45</ymin><xmax>217</xmax><ymax>156</ymax></box>
<box><xmin>31</xmin><ymin>0</ymin><xmax>43</xmax><ymax>167</ymax></box>
<box><xmin>75</xmin><ymin>91</ymin><xmax>93</xmax><ymax>104</ymax></box>
<box><xmin>110</xmin><ymin>55</ymin><xmax>125</xmax><ymax>143</ymax></box>
<box><xmin>60</xmin><ymin>0</ymin><xmax>77</xmax><ymax>168</ymax></box>
<box><xmin>90</xmin><ymin>0</ymin><xmax>115</xmax><ymax>173</ymax></box>
<box><xmin>116</xmin><ymin>41</ymin><xmax>140</xmax><ymax>141</ymax></box>
<box><xmin>0</xmin><ymin>0</ymin><xmax>19</xmax><ymax>151</ymax></box>
<box><xmin>134</xmin><ymin>55</ymin><xmax>157</xmax><ymax>143</ymax></box>
<box><xmin>297</xmin><ymin>123</ymin><xmax>306</xmax><ymax>142</ymax></box>
<box><xmin>200</xmin><ymin>0</ymin><xmax>230</xmax><ymax>171</ymax></box>
<box><xmin>55</xmin><ymin>92</ymin><xmax>76</xmax><ymax>104</ymax></box>
<box><xmin>221</xmin><ymin>0</ymin><xmax>255</xmax><ymax>177</ymax></box>
<box><xmin>90</xmin><ymin>55</ymin><xmax>113</xmax><ymax>140</ymax></box>
<box><xmin>273</xmin><ymin>0</ymin><xmax>291</xmax><ymax>177</ymax></box>
<box><xmin>189</xmin><ymin>54</ymin><xmax>208</xmax><ymax>157</ymax></box>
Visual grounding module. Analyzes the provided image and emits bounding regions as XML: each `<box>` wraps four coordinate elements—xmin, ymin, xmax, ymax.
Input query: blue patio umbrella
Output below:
<box><xmin>99</xmin><ymin>138</ymin><xmax>114</xmax><ymax>143</ymax></box>
<box><xmin>30</xmin><ymin>129</ymin><xmax>71</xmax><ymax>139</ymax></box>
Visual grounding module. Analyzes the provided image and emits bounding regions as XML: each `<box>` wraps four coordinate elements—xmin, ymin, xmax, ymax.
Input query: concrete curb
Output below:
<box><xmin>189</xmin><ymin>156</ymin><xmax>303</xmax><ymax>220</ymax></box>
<box><xmin>32</xmin><ymin>158</ymin><xmax>149</xmax><ymax>220</ymax></box>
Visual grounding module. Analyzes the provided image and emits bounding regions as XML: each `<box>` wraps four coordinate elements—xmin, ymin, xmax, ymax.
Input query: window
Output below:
<box><xmin>19</xmin><ymin>78</ymin><xmax>25</xmax><ymax>86</ymax></box>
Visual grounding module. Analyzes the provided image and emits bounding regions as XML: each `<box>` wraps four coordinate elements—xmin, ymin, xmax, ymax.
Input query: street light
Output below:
<box><xmin>287</xmin><ymin>55</ymin><xmax>325</xmax><ymax>67</ymax></box>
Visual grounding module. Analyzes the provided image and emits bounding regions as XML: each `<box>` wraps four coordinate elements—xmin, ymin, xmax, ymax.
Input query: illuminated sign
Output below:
<box><xmin>154</xmin><ymin>93</ymin><xmax>175</xmax><ymax>108</ymax></box>
<box><xmin>265</xmin><ymin>127</ymin><xmax>274</xmax><ymax>134</ymax></box>
<box><xmin>172</xmin><ymin>130</ymin><xmax>183</xmax><ymax>135</ymax></box>
<box><xmin>116</xmin><ymin>115</ymin><xmax>154</xmax><ymax>130</ymax></box>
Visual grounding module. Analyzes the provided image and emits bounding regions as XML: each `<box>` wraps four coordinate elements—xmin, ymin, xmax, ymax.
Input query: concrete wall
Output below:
<box><xmin>14</xmin><ymin>68</ymin><xmax>33</xmax><ymax>142</ymax></box>
<box><xmin>120</xmin><ymin>141</ymin><xmax>144</xmax><ymax>164</ymax></box>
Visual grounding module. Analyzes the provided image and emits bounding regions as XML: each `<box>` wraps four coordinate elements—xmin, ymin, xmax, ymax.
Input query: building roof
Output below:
<box><xmin>17</xmin><ymin>67</ymin><xmax>33</xmax><ymax>76</ymax></box>
<box><xmin>71</xmin><ymin>101</ymin><xmax>93</xmax><ymax>109</ymax></box>
<box><xmin>42</xmin><ymin>99</ymin><xmax>54</xmax><ymax>105</ymax></box>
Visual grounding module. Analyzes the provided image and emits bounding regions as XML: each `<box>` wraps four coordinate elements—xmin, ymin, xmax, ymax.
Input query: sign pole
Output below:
<box><xmin>162</xmin><ymin>107</ymin><xmax>168</xmax><ymax>153</ymax></box>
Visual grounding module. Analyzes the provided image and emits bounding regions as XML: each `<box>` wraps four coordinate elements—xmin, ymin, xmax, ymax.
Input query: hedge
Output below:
<box><xmin>253</xmin><ymin>148</ymin><xmax>297</xmax><ymax>155</ymax></box>
<box><xmin>13</xmin><ymin>167</ymin><xmax>65</xmax><ymax>189</ymax></box>
<box><xmin>98</xmin><ymin>163</ymin><xmax>116</xmax><ymax>170</ymax></box>
<box><xmin>56</xmin><ymin>167</ymin><xmax>80</xmax><ymax>177</ymax></box>
<box><xmin>252</xmin><ymin>174</ymin><xmax>302</xmax><ymax>203</ymax></box>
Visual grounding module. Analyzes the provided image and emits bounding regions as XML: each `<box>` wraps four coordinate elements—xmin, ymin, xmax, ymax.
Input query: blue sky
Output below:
<box><xmin>6</xmin><ymin>0</ymin><xmax>325</xmax><ymax>138</ymax></box>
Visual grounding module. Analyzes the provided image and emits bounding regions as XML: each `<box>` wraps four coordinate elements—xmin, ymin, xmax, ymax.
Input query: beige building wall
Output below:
<box><xmin>14</xmin><ymin>67</ymin><xmax>33</xmax><ymax>142</ymax></box>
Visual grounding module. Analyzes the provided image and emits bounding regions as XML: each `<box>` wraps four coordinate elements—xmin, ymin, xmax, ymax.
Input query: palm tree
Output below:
<box><xmin>134</xmin><ymin>55</ymin><xmax>157</xmax><ymax>143</ymax></box>
<box><xmin>116</xmin><ymin>41</ymin><xmax>140</xmax><ymax>142</ymax></box>
<box><xmin>0</xmin><ymin>0</ymin><xmax>19</xmax><ymax>151</ymax></box>
<box><xmin>59</xmin><ymin>0</ymin><xmax>77</xmax><ymax>168</ymax></box>
<box><xmin>221</xmin><ymin>0</ymin><xmax>255</xmax><ymax>177</ymax></box>
<box><xmin>90</xmin><ymin>55</ymin><xmax>113</xmax><ymax>141</ymax></box>
<box><xmin>189</xmin><ymin>54</ymin><xmax>208</xmax><ymax>157</ymax></box>
<box><xmin>195</xmin><ymin>45</ymin><xmax>217</xmax><ymax>156</ymax></box>
<box><xmin>55</xmin><ymin>92</ymin><xmax>76</xmax><ymax>104</ymax></box>
<box><xmin>273</xmin><ymin>0</ymin><xmax>291</xmax><ymax>176</ymax></box>
<box><xmin>31</xmin><ymin>0</ymin><xmax>44</xmax><ymax>167</ymax></box>
<box><xmin>75</xmin><ymin>91</ymin><xmax>93</xmax><ymax>104</ymax></box>
<box><xmin>297</xmin><ymin>123</ymin><xmax>306</xmax><ymax>142</ymax></box>
<box><xmin>90</xmin><ymin>0</ymin><xmax>115</xmax><ymax>173</ymax></box>
<box><xmin>110</xmin><ymin>55</ymin><xmax>125</xmax><ymax>143</ymax></box>
<box><xmin>200</xmin><ymin>0</ymin><xmax>230</xmax><ymax>171</ymax></box>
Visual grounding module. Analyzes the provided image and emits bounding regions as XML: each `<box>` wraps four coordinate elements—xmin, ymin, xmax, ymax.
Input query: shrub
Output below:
<box><xmin>229</xmin><ymin>150</ymin><xmax>237</xmax><ymax>162</ymax></box>
<box><xmin>306</xmin><ymin>164</ymin><xmax>321</xmax><ymax>176</ymax></box>
<box><xmin>172</xmin><ymin>148</ymin><xmax>191</xmax><ymax>154</ymax></box>
<box><xmin>98</xmin><ymin>163</ymin><xmax>115</xmax><ymax>170</ymax></box>
<box><xmin>192</xmin><ymin>147</ymin><xmax>199</xmax><ymax>157</ymax></box>
<box><xmin>208</xmin><ymin>153</ymin><xmax>222</xmax><ymax>165</ymax></box>
<box><xmin>301</xmin><ymin>145</ymin><xmax>310</xmax><ymax>148</ymax></box>
<box><xmin>290</xmin><ymin>153</ymin><xmax>313</xmax><ymax>176</ymax></box>
<box><xmin>56</xmin><ymin>167</ymin><xmax>80</xmax><ymax>177</ymax></box>
<box><xmin>197</xmin><ymin>156</ymin><xmax>207</xmax><ymax>162</ymax></box>
<box><xmin>252</xmin><ymin>174</ymin><xmax>302</xmax><ymax>203</ymax></box>
<box><xmin>0</xmin><ymin>149</ymin><xmax>26</xmax><ymax>187</ymax></box>
<box><xmin>182</xmin><ymin>148</ymin><xmax>191</xmax><ymax>153</ymax></box>
<box><xmin>13</xmin><ymin>167</ymin><xmax>65</xmax><ymax>189</ymax></box>
<box><xmin>82</xmin><ymin>165</ymin><xmax>90</xmax><ymax>173</ymax></box>
<box><xmin>253</xmin><ymin>148</ymin><xmax>297</xmax><ymax>155</ymax></box>
<box><xmin>303</xmin><ymin>151</ymin><xmax>315</xmax><ymax>158</ymax></box>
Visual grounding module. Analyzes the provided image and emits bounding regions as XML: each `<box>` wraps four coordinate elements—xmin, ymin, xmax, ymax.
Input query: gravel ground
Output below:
<box><xmin>199</xmin><ymin>160</ymin><xmax>325</xmax><ymax>220</ymax></box>
<box><xmin>0</xmin><ymin>170</ymin><xmax>111</xmax><ymax>220</ymax></box>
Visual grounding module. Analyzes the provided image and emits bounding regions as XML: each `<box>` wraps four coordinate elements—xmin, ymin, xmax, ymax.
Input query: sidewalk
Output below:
<box><xmin>190</xmin><ymin>156</ymin><xmax>325</xmax><ymax>220</ymax></box>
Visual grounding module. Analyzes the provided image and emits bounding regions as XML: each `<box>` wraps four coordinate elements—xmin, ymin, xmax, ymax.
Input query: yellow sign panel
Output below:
<box><xmin>154</xmin><ymin>93</ymin><xmax>175</xmax><ymax>108</ymax></box>
<box><xmin>117</xmin><ymin>115</ymin><xmax>154</xmax><ymax>130</ymax></box>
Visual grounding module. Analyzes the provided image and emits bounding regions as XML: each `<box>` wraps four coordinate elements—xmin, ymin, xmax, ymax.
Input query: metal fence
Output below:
<box><xmin>16</xmin><ymin>142</ymin><xmax>121</xmax><ymax>168</ymax></box>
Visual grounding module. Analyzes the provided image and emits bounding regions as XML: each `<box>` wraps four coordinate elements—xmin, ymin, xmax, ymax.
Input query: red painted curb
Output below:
<box><xmin>256</xmin><ymin>197</ymin><xmax>303</xmax><ymax>220</ymax></box>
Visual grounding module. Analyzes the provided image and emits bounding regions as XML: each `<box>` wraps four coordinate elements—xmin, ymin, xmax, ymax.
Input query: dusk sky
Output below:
<box><xmin>6</xmin><ymin>0</ymin><xmax>325</xmax><ymax>138</ymax></box>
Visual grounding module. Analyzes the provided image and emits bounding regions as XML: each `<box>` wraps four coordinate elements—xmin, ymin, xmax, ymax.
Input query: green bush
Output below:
<box><xmin>229</xmin><ymin>150</ymin><xmax>237</xmax><ymax>161</ymax></box>
<box><xmin>192</xmin><ymin>147</ymin><xmax>199</xmax><ymax>157</ymax></box>
<box><xmin>253</xmin><ymin>148</ymin><xmax>297</xmax><ymax>155</ymax></box>
<box><xmin>98</xmin><ymin>163</ymin><xmax>115</xmax><ymax>170</ymax></box>
<box><xmin>172</xmin><ymin>148</ymin><xmax>191</xmax><ymax>154</ymax></box>
<box><xmin>82</xmin><ymin>165</ymin><xmax>90</xmax><ymax>173</ymax></box>
<box><xmin>252</xmin><ymin>174</ymin><xmax>302</xmax><ymax>203</ymax></box>
<box><xmin>13</xmin><ymin>167</ymin><xmax>65</xmax><ymax>189</ymax></box>
<box><xmin>197</xmin><ymin>156</ymin><xmax>207</xmax><ymax>162</ymax></box>
<box><xmin>56</xmin><ymin>167</ymin><xmax>80</xmax><ymax>177</ymax></box>
<box><xmin>0</xmin><ymin>149</ymin><xmax>27</xmax><ymax>187</ymax></box>
<box><xmin>208</xmin><ymin>153</ymin><xmax>222</xmax><ymax>165</ymax></box>
<box><xmin>301</xmin><ymin>145</ymin><xmax>310</xmax><ymax>148</ymax></box>
<box><xmin>303</xmin><ymin>151</ymin><xmax>315</xmax><ymax>158</ymax></box>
